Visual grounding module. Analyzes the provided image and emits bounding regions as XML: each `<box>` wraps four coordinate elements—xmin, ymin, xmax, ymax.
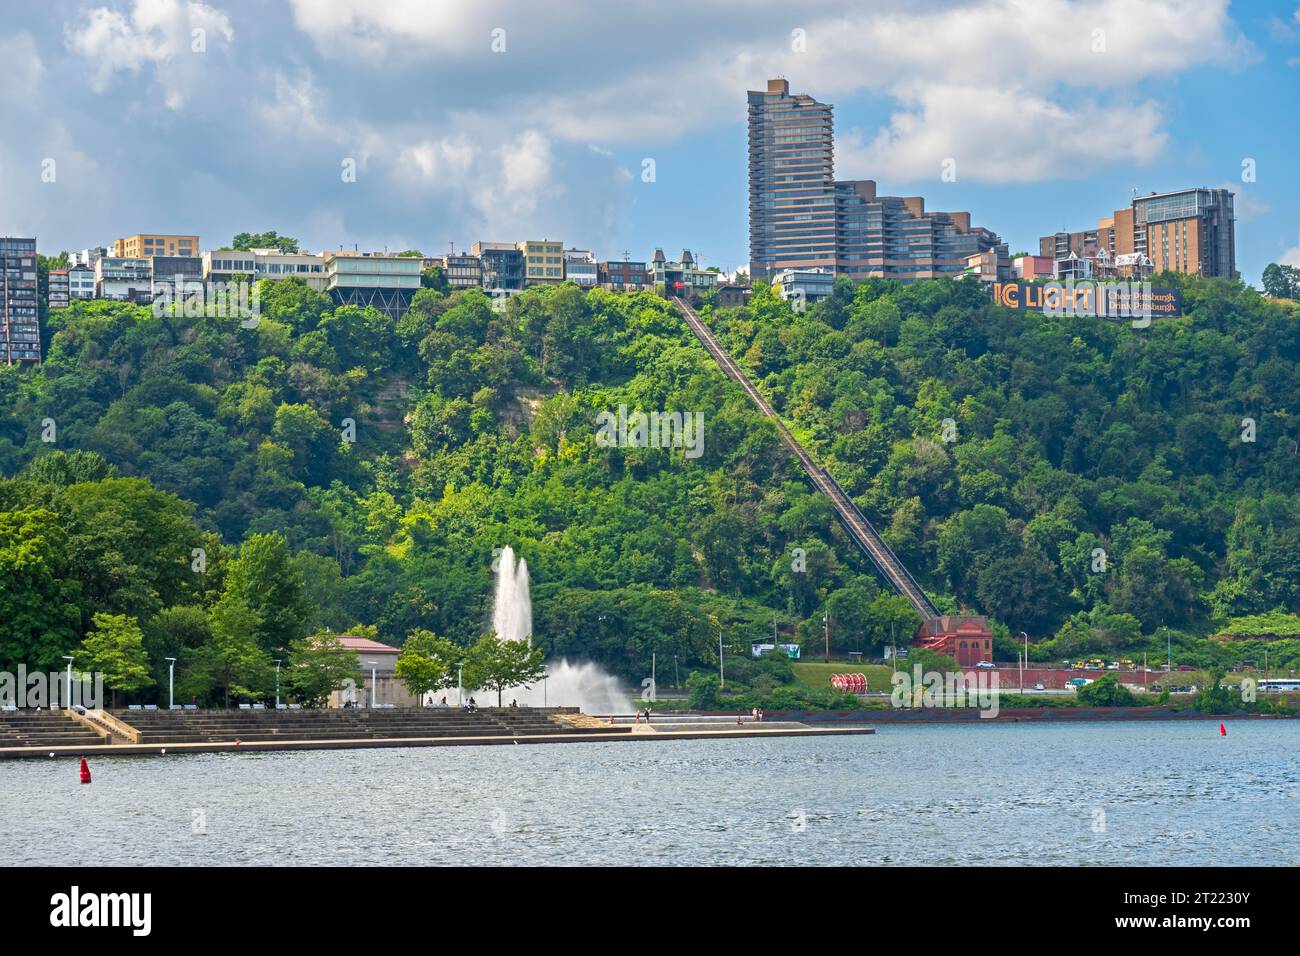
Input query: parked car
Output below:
<box><xmin>975</xmin><ymin>661</ymin><xmax>995</xmax><ymax>669</ymax></box>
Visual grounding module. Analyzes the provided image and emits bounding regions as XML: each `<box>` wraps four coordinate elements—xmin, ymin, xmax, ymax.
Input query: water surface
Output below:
<box><xmin>3</xmin><ymin>721</ymin><xmax>1296</xmax><ymax>865</ymax></box>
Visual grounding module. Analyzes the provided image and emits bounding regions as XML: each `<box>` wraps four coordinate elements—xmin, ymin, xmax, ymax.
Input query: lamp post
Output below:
<box><xmin>274</xmin><ymin>659</ymin><xmax>282</xmax><ymax>710</ymax></box>
<box><xmin>718</xmin><ymin>622</ymin><xmax>725</xmax><ymax>689</ymax></box>
<box><xmin>62</xmin><ymin>656</ymin><xmax>74</xmax><ymax>710</ymax></box>
<box><xmin>1019</xmin><ymin>632</ymin><xmax>1028</xmax><ymax>695</ymax></box>
<box><xmin>457</xmin><ymin>663</ymin><xmax>464</xmax><ymax>707</ymax></box>
<box><xmin>367</xmin><ymin>660</ymin><xmax>378</xmax><ymax>708</ymax></box>
<box><xmin>166</xmin><ymin>657</ymin><xmax>177</xmax><ymax>710</ymax></box>
<box><xmin>543</xmin><ymin>667</ymin><xmax>549</xmax><ymax>707</ymax></box>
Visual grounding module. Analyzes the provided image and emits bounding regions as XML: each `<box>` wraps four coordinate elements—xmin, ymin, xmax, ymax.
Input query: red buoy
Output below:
<box><xmin>79</xmin><ymin>757</ymin><xmax>92</xmax><ymax>785</ymax></box>
<box><xmin>1220</xmin><ymin>722</ymin><xmax>1227</xmax><ymax>737</ymax></box>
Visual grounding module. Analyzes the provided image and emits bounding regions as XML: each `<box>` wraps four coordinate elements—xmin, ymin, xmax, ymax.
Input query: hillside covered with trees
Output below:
<box><xmin>2</xmin><ymin>270</ymin><xmax>1298</xmax><ymax>703</ymax></box>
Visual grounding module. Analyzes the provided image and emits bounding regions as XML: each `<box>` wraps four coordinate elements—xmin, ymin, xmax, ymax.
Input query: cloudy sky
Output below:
<box><xmin>2</xmin><ymin>0</ymin><xmax>1297</xmax><ymax>282</ymax></box>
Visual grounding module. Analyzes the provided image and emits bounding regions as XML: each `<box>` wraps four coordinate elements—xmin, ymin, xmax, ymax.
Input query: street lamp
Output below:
<box><xmin>62</xmin><ymin>656</ymin><xmax>74</xmax><ymax>710</ymax></box>
<box><xmin>457</xmin><ymin>663</ymin><xmax>464</xmax><ymax>707</ymax></box>
<box><xmin>274</xmin><ymin>659</ymin><xmax>282</xmax><ymax>710</ymax></box>
<box><xmin>366</xmin><ymin>660</ymin><xmax>378</xmax><ymax>708</ymax></box>
<box><xmin>166</xmin><ymin>657</ymin><xmax>177</xmax><ymax>710</ymax></box>
<box><xmin>543</xmin><ymin>667</ymin><xmax>549</xmax><ymax>708</ymax></box>
<box><xmin>1019</xmin><ymin>632</ymin><xmax>1028</xmax><ymax>695</ymax></box>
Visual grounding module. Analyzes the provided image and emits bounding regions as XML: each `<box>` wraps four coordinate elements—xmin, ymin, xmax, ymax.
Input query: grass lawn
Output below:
<box><xmin>792</xmin><ymin>662</ymin><xmax>895</xmax><ymax>693</ymax></box>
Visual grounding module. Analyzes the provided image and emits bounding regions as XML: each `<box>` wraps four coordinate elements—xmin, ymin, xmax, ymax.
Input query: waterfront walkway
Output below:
<box><xmin>0</xmin><ymin>707</ymin><xmax>873</xmax><ymax>759</ymax></box>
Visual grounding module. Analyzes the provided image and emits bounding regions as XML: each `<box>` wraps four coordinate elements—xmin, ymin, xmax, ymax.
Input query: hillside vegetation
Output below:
<box><xmin>1</xmin><ymin>272</ymin><xmax>1298</xmax><ymax>702</ymax></box>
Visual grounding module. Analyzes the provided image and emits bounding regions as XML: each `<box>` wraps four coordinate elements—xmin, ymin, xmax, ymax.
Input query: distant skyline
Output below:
<box><xmin>2</xmin><ymin>0</ymin><xmax>1298</xmax><ymax>284</ymax></box>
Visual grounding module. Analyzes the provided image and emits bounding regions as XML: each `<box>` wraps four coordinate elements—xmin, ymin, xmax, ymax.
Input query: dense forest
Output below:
<box><xmin>2</xmin><ymin>269</ymin><xmax>1298</xmax><ymax>703</ymax></box>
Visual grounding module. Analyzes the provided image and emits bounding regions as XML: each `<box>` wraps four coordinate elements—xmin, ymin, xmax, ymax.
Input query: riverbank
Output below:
<box><xmin>776</xmin><ymin>706</ymin><xmax>1295</xmax><ymax>724</ymax></box>
<box><xmin>0</xmin><ymin>722</ymin><xmax>874</xmax><ymax>760</ymax></box>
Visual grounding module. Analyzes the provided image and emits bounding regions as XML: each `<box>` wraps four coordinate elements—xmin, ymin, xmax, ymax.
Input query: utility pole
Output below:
<box><xmin>823</xmin><ymin>611</ymin><xmax>830</xmax><ymax>663</ymax></box>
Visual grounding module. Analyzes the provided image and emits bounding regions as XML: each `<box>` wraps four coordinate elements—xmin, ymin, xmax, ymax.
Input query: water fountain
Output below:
<box><xmin>488</xmin><ymin>547</ymin><xmax>631</xmax><ymax>714</ymax></box>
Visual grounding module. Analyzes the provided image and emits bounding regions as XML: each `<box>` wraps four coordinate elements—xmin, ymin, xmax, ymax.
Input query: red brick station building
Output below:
<box><xmin>914</xmin><ymin>616</ymin><xmax>994</xmax><ymax>667</ymax></box>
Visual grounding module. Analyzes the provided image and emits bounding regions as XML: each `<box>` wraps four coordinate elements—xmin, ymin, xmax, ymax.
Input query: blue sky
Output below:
<box><xmin>1</xmin><ymin>0</ymin><xmax>1297</xmax><ymax>284</ymax></box>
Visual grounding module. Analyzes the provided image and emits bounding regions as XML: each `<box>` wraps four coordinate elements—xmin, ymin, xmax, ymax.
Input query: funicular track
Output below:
<box><xmin>673</xmin><ymin>297</ymin><xmax>939</xmax><ymax>620</ymax></box>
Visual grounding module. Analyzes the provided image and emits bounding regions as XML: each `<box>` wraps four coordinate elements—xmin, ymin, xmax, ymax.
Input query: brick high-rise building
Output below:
<box><xmin>1</xmin><ymin>237</ymin><xmax>41</xmax><ymax>364</ymax></box>
<box><xmin>747</xmin><ymin>78</ymin><xmax>837</xmax><ymax>280</ymax></box>
<box><xmin>747</xmin><ymin>78</ymin><xmax>1007</xmax><ymax>283</ymax></box>
<box><xmin>1040</xmin><ymin>187</ymin><xmax>1235</xmax><ymax>279</ymax></box>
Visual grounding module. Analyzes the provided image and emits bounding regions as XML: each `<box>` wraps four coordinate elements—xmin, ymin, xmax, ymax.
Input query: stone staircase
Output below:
<box><xmin>0</xmin><ymin>711</ymin><xmax>109</xmax><ymax>748</ymax></box>
<box><xmin>109</xmin><ymin>707</ymin><xmax>631</xmax><ymax>745</ymax></box>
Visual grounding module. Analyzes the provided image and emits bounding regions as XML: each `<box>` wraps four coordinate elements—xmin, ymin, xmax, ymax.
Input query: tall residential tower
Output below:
<box><xmin>747</xmin><ymin>78</ymin><xmax>1007</xmax><ymax>283</ymax></box>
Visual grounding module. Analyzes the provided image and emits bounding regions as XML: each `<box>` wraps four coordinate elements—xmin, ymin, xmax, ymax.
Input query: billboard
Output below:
<box><xmin>991</xmin><ymin>280</ymin><xmax>1182</xmax><ymax>324</ymax></box>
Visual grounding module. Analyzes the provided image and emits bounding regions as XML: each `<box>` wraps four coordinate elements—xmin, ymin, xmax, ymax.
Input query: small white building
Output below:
<box><xmin>563</xmin><ymin>248</ymin><xmax>598</xmax><ymax>287</ymax></box>
<box><xmin>772</xmin><ymin>267</ymin><xmax>834</xmax><ymax>306</ymax></box>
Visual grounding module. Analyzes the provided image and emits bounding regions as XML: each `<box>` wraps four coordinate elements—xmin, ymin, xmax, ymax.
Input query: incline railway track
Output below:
<box><xmin>673</xmin><ymin>296</ymin><xmax>940</xmax><ymax>621</ymax></box>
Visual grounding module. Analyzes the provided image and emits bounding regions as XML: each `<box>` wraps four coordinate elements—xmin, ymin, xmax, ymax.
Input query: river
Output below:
<box><xmin>3</xmin><ymin>721</ymin><xmax>1296</xmax><ymax>865</ymax></box>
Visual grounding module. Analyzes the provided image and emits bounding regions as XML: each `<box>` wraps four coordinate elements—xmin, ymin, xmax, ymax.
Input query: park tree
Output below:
<box><xmin>465</xmin><ymin>633</ymin><xmax>546</xmax><ymax>706</ymax></box>
<box><xmin>219</xmin><ymin>532</ymin><xmax>313</xmax><ymax>653</ymax></box>
<box><xmin>182</xmin><ymin>597</ymin><xmax>274</xmax><ymax>707</ymax></box>
<box><xmin>285</xmin><ymin>634</ymin><xmax>361</xmax><ymax>708</ymax></box>
<box><xmin>0</xmin><ymin>506</ymin><xmax>83</xmax><ymax>671</ymax></box>
<box><xmin>394</xmin><ymin>629</ymin><xmax>460</xmax><ymax>700</ymax></box>
<box><xmin>78</xmin><ymin>613</ymin><xmax>155</xmax><ymax>708</ymax></box>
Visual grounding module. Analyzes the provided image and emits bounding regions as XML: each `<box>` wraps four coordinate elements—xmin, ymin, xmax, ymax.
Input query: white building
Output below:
<box><xmin>68</xmin><ymin>263</ymin><xmax>96</xmax><ymax>300</ymax></box>
<box><xmin>203</xmin><ymin>248</ymin><xmax>328</xmax><ymax>291</ymax></box>
<box><xmin>563</xmin><ymin>248</ymin><xmax>598</xmax><ymax>287</ymax></box>
<box><xmin>772</xmin><ymin>267</ymin><xmax>834</xmax><ymax>305</ymax></box>
<box><xmin>95</xmin><ymin>257</ymin><xmax>152</xmax><ymax>301</ymax></box>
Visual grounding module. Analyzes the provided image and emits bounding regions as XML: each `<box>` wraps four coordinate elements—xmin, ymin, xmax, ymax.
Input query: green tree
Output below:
<box><xmin>219</xmin><ymin>532</ymin><xmax>312</xmax><ymax>653</ymax></box>
<box><xmin>1075</xmin><ymin>673</ymin><xmax>1138</xmax><ymax>707</ymax></box>
<box><xmin>0</xmin><ymin>507</ymin><xmax>83</xmax><ymax>670</ymax></box>
<box><xmin>465</xmin><ymin>633</ymin><xmax>546</xmax><ymax>706</ymax></box>
<box><xmin>79</xmin><ymin>613</ymin><xmax>155</xmax><ymax>708</ymax></box>
<box><xmin>1261</xmin><ymin>263</ymin><xmax>1299</xmax><ymax>299</ymax></box>
<box><xmin>231</xmin><ymin>231</ymin><xmax>298</xmax><ymax>253</ymax></box>
<box><xmin>285</xmin><ymin>633</ymin><xmax>361</xmax><ymax>707</ymax></box>
<box><xmin>394</xmin><ymin>629</ymin><xmax>460</xmax><ymax>700</ymax></box>
<box><xmin>686</xmin><ymin>671</ymin><xmax>722</xmax><ymax>709</ymax></box>
<box><xmin>182</xmin><ymin>597</ymin><xmax>274</xmax><ymax>707</ymax></box>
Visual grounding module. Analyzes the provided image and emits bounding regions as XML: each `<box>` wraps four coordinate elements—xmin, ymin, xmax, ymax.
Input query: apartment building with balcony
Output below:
<box><xmin>597</xmin><ymin>259</ymin><xmax>649</xmax><ymax>292</ymax></box>
<box><xmin>441</xmin><ymin>251</ymin><xmax>484</xmax><ymax>289</ymax></box>
<box><xmin>68</xmin><ymin>263</ymin><xmax>96</xmax><ymax>299</ymax></box>
<box><xmin>47</xmin><ymin>269</ymin><xmax>70</xmax><ymax>311</ymax></box>
<box><xmin>1039</xmin><ymin>187</ymin><xmax>1235</xmax><ymax>279</ymax></box>
<box><xmin>473</xmin><ymin>242</ymin><xmax>524</xmax><ymax>291</ymax></box>
<box><xmin>95</xmin><ymin>256</ymin><xmax>153</xmax><ymax>302</ymax></box>
<box><xmin>748</xmin><ymin>79</ymin><xmax>1007</xmax><ymax>283</ymax></box>
<box><xmin>1</xmin><ymin>237</ymin><xmax>40</xmax><ymax>364</ymax></box>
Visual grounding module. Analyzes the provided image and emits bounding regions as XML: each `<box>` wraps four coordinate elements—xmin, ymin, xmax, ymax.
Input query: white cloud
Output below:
<box><xmin>528</xmin><ymin>0</ymin><xmax>1250</xmax><ymax>182</ymax></box>
<box><xmin>838</xmin><ymin>86</ymin><xmax>1167</xmax><ymax>184</ymax></box>
<box><xmin>65</xmin><ymin>0</ymin><xmax>233</xmax><ymax>108</ymax></box>
<box><xmin>1282</xmin><ymin>232</ymin><xmax>1300</xmax><ymax>268</ymax></box>
<box><xmin>0</xmin><ymin>33</ymin><xmax>45</xmax><ymax>100</ymax></box>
